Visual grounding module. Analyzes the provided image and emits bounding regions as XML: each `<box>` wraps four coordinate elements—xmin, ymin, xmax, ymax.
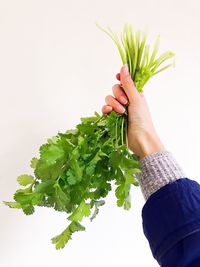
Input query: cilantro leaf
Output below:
<box><xmin>3</xmin><ymin>201</ymin><xmax>22</xmax><ymax>209</ymax></box>
<box><xmin>68</xmin><ymin>201</ymin><xmax>91</xmax><ymax>222</ymax></box>
<box><xmin>51</xmin><ymin>221</ymin><xmax>85</xmax><ymax>249</ymax></box>
<box><xmin>54</xmin><ymin>184</ymin><xmax>70</xmax><ymax>212</ymax></box>
<box><xmin>17</xmin><ymin>175</ymin><xmax>34</xmax><ymax>186</ymax></box>
<box><xmin>34</xmin><ymin>180</ymin><xmax>55</xmax><ymax>193</ymax></box>
<box><xmin>90</xmin><ymin>200</ymin><xmax>105</xmax><ymax>221</ymax></box>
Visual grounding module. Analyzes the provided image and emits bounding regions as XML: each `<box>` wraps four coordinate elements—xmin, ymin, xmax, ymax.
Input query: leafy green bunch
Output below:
<box><xmin>3</xmin><ymin>24</ymin><xmax>175</xmax><ymax>249</ymax></box>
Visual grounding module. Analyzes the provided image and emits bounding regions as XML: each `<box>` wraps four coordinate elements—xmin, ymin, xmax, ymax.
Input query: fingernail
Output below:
<box><xmin>118</xmin><ymin>105</ymin><xmax>126</xmax><ymax>113</ymax></box>
<box><xmin>120</xmin><ymin>96</ymin><xmax>128</xmax><ymax>104</ymax></box>
<box><xmin>123</xmin><ymin>64</ymin><xmax>129</xmax><ymax>75</ymax></box>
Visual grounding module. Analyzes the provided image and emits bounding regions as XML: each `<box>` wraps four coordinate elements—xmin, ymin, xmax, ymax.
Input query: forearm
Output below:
<box><xmin>135</xmin><ymin>133</ymin><xmax>186</xmax><ymax>200</ymax></box>
<box><xmin>134</xmin><ymin>138</ymin><xmax>200</xmax><ymax>265</ymax></box>
<box><xmin>136</xmin><ymin>131</ymin><xmax>166</xmax><ymax>160</ymax></box>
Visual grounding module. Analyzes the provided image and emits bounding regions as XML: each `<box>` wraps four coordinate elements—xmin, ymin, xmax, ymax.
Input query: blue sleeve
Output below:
<box><xmin>142</xmin><ymin>178</ymin><xmax>200</xmax><ymax>266</ymax></box>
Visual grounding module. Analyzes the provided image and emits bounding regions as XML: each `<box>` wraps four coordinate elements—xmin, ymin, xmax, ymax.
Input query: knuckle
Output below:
<box><xmin>124</xmin><ymin>76</ymin><xmax>133</xmax><ymax>86</ymax></box>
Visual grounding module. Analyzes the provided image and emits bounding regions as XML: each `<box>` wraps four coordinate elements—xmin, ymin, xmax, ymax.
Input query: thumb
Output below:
<box><xmin>120</xmin><ymin>64</ymin><xmax>139</xmax><ymax>102</ymax></box>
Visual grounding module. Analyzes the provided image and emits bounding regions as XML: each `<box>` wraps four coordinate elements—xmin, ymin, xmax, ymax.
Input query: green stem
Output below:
<box><xmin>115</xmin><ymin>116</ymin><xmax>119</xmax><ymax>148</ymax></box>
<box><xmin>125</xmin><ymin>116</ymin><xmax>128</xmax><ymax>148</ymax></box>
<box><xmin>121</xmin><ymin>116</ymin><xmax>124</xmax><ymax>145</ymax></box>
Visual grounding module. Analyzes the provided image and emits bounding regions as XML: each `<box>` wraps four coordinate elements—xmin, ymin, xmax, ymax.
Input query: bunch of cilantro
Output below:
<box><xmin>3</xmin><ymin>24</ymin><xmax>175</xmax><ymax>249</ymax></box>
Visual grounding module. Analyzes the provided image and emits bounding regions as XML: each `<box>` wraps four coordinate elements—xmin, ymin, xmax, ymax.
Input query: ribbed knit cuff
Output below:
<box><xmin>135</xmin><ymin>150</ymin><xmax>186</xmax><ymax>201</ymax></box>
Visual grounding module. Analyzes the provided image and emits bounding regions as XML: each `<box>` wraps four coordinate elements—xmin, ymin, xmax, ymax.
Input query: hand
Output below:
<box><xmin>102</xmin><ymin>64</ymin><xmax>165</xmax><ymax>159</ymax></box>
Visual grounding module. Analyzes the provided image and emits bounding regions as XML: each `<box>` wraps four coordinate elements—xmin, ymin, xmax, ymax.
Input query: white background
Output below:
<box><xmin>1</xmin><ymin>0</ymin><xmax>200</xmax><ymax>266</ymax></box>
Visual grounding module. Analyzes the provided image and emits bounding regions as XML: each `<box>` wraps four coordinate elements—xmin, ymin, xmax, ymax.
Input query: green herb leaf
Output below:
<box><xmin>3</xmin><ymin>201</ymin><xmax>22</xmax><ymax>209</ymax></box>
<box><xmin>51</xmin><ymin>221</ymin><xmax>85</xmax><ymax>249</ymax></box>
<box><xmin>68</xmin><ymin>201</ymin><xmax>91</xmax><ymax>222</ymax></box>
<box><xmin>17</xmin><ymin>175</ymin><xmax>34</xmax><ymax>186</ymax></box>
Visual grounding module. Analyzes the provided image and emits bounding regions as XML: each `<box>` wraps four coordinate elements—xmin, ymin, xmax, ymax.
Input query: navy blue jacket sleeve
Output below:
<box><xmin>142</xmin><ymin>178</ymin><xmax>200</xmax><ymax>266</ymax></box>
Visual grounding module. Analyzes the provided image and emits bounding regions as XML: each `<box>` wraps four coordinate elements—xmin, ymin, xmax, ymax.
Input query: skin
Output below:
<box><xmin>102</xmin><ymin>64</ymin><xmax>165</xmax><ymax>159</ymax></box>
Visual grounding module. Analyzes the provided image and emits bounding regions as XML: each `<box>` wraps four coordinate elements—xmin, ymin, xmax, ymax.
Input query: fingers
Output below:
<box><xmin>112</xmin><ymin>84</ymin><xmax>128</xmax><ymax>105</ymax></box>
<box><xmin>120</xmin><ymin>64</ymin><xmax>139</xmax><ymax>102</ymax></box>
<box><xmin>102</xmin><ymin>105</ymin><xmax>113</xmax><ymax>114</ymax></box>
<box><xmin>102</xmin><ymin>84</ymin><xmax>128</xmax><ymax>114</ymax></box>
<box><xmin>102</xmin><ymin>66</ymin><xmax>137</xmax><ymax>115</ymax></box>
<box><xmin>105</xmin><ymin>95</ymin><xmax>126</xmax><ymax>113</ymax></box>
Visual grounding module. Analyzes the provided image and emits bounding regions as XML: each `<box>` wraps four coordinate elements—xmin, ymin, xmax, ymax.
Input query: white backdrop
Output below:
<box><xmin>1</xmin><ymin>0</ymin><xmax>200</xmax><ymax>266</ymax></box>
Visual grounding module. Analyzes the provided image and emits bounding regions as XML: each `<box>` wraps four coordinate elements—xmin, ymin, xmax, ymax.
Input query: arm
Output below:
<box><xmin>136</xmin><ymin>151</ymin><xmax>200</xmax><ymax>266</ymax></box>
<box><xmin>102</xmin><ymin>64</ymin><xmax>200</xmax><ymax>266</ymax></box>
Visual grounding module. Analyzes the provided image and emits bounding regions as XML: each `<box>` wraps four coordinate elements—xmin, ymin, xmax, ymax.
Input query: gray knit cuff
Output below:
<box><xmin>135</xmin><ymin>150</ymin><xmax>186</xmax><ymax>201</ymax></box>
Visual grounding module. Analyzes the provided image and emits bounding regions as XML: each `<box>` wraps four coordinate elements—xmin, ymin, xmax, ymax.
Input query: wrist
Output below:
<box><xmin>136</xmin><ymin>131</ymin><xmax>165</xmax><ymax>160</ymax></box>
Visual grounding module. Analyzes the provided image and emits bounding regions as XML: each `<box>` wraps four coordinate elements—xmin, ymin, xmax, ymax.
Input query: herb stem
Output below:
<box><xmin>115</xmin><ymin>116</ymin><xmax>118</xmax><ymax>148</ymax></box>
<box><xmin>125</xmin><ymin>116</ymin><xmax>128</xmax><ymax>148</ymax></box>
<box><xmin>121</xmin><ymin>116</ymin><xmax>124</xmax><ymax>145</ymax></box>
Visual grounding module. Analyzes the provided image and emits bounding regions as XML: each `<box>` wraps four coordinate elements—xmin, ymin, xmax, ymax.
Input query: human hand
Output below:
<box><xmin>102</xmin><ymin>64</ymin><xmax>165</xmax><ymax>159</ymax></box>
